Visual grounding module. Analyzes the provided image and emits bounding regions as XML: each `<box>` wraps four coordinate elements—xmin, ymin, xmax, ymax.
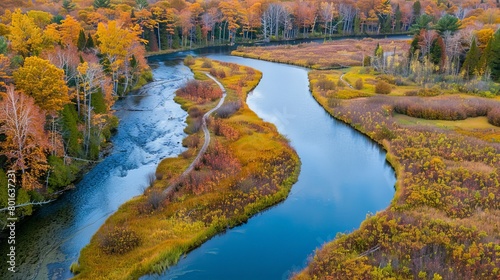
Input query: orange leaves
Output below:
<box><xmin>177</xmin><ymin>79</ymin><xmax>223</xmax><ymax>103</ymax></box>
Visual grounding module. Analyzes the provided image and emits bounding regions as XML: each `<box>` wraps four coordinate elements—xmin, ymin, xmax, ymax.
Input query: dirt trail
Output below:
<box><xmin>163</xmin><ymin>73</ymin><xmax>227</xmax><ymax>196</ymax></box>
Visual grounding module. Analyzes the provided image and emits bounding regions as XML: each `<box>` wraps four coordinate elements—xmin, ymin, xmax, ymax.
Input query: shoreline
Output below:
<box><xmin>74</xmin><ymin>58</ymin><xmax>300</xmax><ymax>279</ymax></box>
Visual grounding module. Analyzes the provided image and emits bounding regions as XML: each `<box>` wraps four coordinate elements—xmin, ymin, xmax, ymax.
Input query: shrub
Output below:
<box><xmin>184</xmin><ymin>117</ymin><xmax>203</xmax><ymax>134</ymax></box>
<box><xmin>177</xmin><ymin>80</ymin><xmax>222</xmax><ymax>103</ymax></box>
<box><xmin>375</xmin><ymin>80</ymin><xmax>392</xmax><ymax>94</ymax></box>
<box><xmin>316</xmin><ymin>77</ymin><xmax>336</xmax><ymax>91</ymax></box>
<box><xmin>98</xmin><ymin>226</ymin><xmax>140</xmax><ymax>255</ymax></box>
<box><xmin>183</xmin><ymin>134</ymin><xmax>200</xmax><ymax>148</ymax></box>
<box><xmin>184</xmin><ymin>55</ymin><xmax>195</xmax><ymax>66</ymax></box>
<box><xmin>487</xmin><ymin>107</ymin><xmax>500</xmax><ymax>127</ymax></box>
<box><xmin>355</xmin><ymin>78</ymin><xmax>364</xmax><ymax>90</ymax></box>
<box><xmin>201</xmin><ymin>58</ymin><xmax>212</xmax><ymax>68</ymax></box>
<box><xmin>188</xmin><ymin>106</ymin><xmax>203</xmax><ymax>118</ymax></box>
<box><xmin>217</xmin><ymin>68</ymin><xmax>226</xmax><ymax>78</ymax></box>
<box><xmin>215</xmin><ymin>101</ymin><xmax>241</xmax><ymax>118</ymax></box>
<box><xmin>147</xmin><ymin>189</ymin><xmax>165</xmax><ymax>210</ymax></box>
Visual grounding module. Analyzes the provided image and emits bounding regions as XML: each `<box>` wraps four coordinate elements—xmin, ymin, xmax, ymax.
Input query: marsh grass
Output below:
<box><xmin>76</xmin><ymin>59</ymin><xmax>300</xmax><ymax>279</ymax></box>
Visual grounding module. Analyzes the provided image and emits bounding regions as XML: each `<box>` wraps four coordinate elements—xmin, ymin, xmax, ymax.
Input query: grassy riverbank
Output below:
<box><xmin>233</xmin><ymin>44</ymin><xmax>500</xmax><ymax>278</ymax></box>
<box><xmin>74</xmin><ymin>58</ymin><xmax>300</xmax><ymax>279</ymax></box>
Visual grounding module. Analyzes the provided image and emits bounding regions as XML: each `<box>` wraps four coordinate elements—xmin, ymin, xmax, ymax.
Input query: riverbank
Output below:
<box><xmin>231</xmin><ymin>49</ymin><xmax>500</xmax><ymax>278</ymax></box>
<box><xmin>74</xmin><ymin>58</ymin><xmax>300</xmax><ymax>279</ymax></box>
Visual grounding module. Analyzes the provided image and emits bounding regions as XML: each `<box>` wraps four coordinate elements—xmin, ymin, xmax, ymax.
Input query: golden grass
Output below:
<box><xmin>75</xmin><ymin>59</ymin><xmax>300</xmax><ymax>279</ymax></box>
<box><xmin>232</xmin><ymin>38</ymin><xmax>410</xmax><ymax>69</ymax></box>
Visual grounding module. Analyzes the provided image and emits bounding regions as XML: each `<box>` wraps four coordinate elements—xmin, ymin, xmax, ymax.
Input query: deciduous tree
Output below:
<box><xmin>13</xmin><ymin>56</ymin><xmax>69</xmax><ymax>113</ymax></box>
<box><xmin>0</xmin><ymin>86</ymin><xmax>50</xmax><ymax>190</ymax></box>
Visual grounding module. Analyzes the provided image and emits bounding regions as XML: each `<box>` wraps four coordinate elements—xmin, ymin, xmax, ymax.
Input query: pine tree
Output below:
<box><xmin>77</xmin><ymin>30</ymin><xmax>86</xmax><ymax>51</ymax></box>
<box><xmin>86</xmin><ymin>33</ymin><xmax>95</xmax><ymax>49</ymax></box>
<box><xmin>413</xmin><ymin>1</ymin><xmax>421</xmax><ymax>19</ymax></box>
<box><xmin>62</xmin><ymin>0</ymin><xmax>76</xmax><ymax>13</ymax></box>
<box><xmin>478</xmin><ymin>37</ymin><xmax>492</xmax><ymax>76</ymax></box>
<box><xmin>395</xmin><ymin>4</ymin><xmax>402</xmax><ymax>32</ymax></box>
<box><xmin>354</xmin><ymin>16</ymin><xmax>361</xmax><ymax>35</ymax></box>
<box><xmin>430</xmin><ymin>38</ymin><xmax>443</xmax><ymax>66</ymax></box>
<box><xmin>93</xmin><ymin>0</ymin><xmax>110</xmax><ymax>9</ymax></box>
<box><xmin>462</xmin><ymin>38</ymin><xmax>481</xmax><ymax>79</ymax></box>
<box><xmin>488</xmin><ymin>29</ymin><xmax>500</xmax><ymax>81</ymax></box>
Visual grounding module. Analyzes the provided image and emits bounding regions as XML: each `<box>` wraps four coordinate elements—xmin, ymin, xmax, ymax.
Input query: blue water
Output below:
<box><xmin>144</xmin><ymin>55</ymin><xmax>395</xmax><ymax>279</ymax></box>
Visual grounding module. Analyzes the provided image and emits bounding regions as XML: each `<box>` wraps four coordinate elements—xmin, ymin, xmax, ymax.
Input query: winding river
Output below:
<box><xmin>1</xmin><ymin>52</ymin><xmax>395</xmax><ymax>280</ymax></box>
<box><xmin>144</xmin><ymin>54</ymin><xmax>395</xmax><ymax>279</ymax></box>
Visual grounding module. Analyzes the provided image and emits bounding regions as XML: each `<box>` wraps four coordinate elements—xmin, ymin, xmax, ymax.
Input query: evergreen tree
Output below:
<box><xmin>354</xmin><ymin>16</ymin><xmax>361</xmax><ymax>35</ymax></box>
<box><xmin>60</xmin><ymin>104</ymin><xmax>82</xmax><ymax>157</ymax></box>
<box><xmin>135</xmin><ymin>0</ymin><xmax>148</xmax><ymax>10</ymax></box>
<box><xmin>62</xmin><ymin>0</ymin><xmax>76</xmax><ymax>13</ymax></box>
<box><xmin>86</xmin><ymin>33</ymin><xmax>95</xmax><ymax>49</ymax></box>
<box><xmin>77</xmin><ymin>29</ymin><xmax>86</xmax><ymax>51</ymax></box>
<box><xmin>413</xmin><ymin>1</ymin><xmax>421</xmax><ymax>19</ymax></box>
<box><xmin>461</xmin><ymin>38</ymin><xmax>481</xmax><ymax>79</ymax></box>
<box><xmin>430</xmin><ymin>38</ymin><xmax>443</xmax><ymax>66</ymax></box>
<box><xmin>478</xmin><ymin>37</ymin><xmax>492</xmax><ymax>76</ymax></box>
<box><xmin>410</xmin><ymin>14</ymin><xmax>433</xmax><ymax>34</ymax></box>
<box><xmin>434</xmin><ymin>14</ymin><xmax>460</xmax><ymax>35</ymax></box>
<box><xmin>488</xmin><ymin>29</ymin><xmax>500</xmax><ymax>81</ymax></box>
<box><xmin>395</xmin><ymin>4</ymin><xmax>402</xmax><ymax>32</ymax></box>
<box><xmin>93</xmin><ymin>0</ymin><xmax>110</xmax><ymax>9</ymax></box>
<box><xmin>0</xmin><ymin>36</ymin><xmax>7</xmax><ymax>54</ymax></box>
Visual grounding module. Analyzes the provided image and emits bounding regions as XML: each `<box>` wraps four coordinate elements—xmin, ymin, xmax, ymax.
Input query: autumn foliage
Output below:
<box><xmin>177</xmin><ymin>80</ymin><xmax>222</xmax><ymax>103</ymax></box>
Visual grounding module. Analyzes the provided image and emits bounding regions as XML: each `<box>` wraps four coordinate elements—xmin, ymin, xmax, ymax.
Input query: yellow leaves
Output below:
<box><xmin>13</xmin><ymin>56</ymin><xmax>69</xmax><ymax>112</ymax></box>
<box><xmin>77</xmin><ymin>61</ymin><xmax>89</xmax><ymax>75</ymax></box>
<box><xmin>8</xmin><ymin>9</ymin><xmax>43</xmax><ymax>57</ymax></box>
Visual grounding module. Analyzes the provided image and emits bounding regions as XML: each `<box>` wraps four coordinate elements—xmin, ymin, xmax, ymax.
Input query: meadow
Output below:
<box><xmin>73</xmin><ymin>58</ymin><xmax>300</xmax><ymax>279</ymax></box>
<box><xmin>233</xmin><ymin>42</ymin><xmax>500</xmax><ymax>279</ymax></box>
<box><xmin>232</xmin><ymin>38</ymin><xmax>409</xmax><ymax>69</ymax></box>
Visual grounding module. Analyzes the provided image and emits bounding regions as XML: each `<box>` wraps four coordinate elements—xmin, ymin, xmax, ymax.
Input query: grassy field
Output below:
<box><xmin>234</xmin><ymin>42</ymin><xmax>500</xmax><ymax>279</ymax></box>
<box><xmin>232</xmin><ymin>38</ymin><xmax>409</xmax><ymax>69</ymax></box>
<box><xmin>74</xmin><ymin>58</ymin><xmax>300</xmax><ymax>279</ymax></box>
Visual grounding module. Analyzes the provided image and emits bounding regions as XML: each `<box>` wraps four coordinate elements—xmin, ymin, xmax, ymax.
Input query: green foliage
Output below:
<box><xmin>354</xmin><ymin>16</ymin><xmax>361</xmax><ymax>35</ymax></box>
<box><xmin>62</xmin><ymin>0</ymin><xmax>76</xmax><ymax>12</ymax></box>
<box><xmin>98</xmin><ymin>226</ymin><xmax>141</xmax><ymax>255</ymax></box>
<box><xmin>430</xmin><ymin>38</ymin><xmax>444</xmax><ymax>66</ymax></box>
<box><xmin>135</xmin><ymin>0</ymin><xmax>148</xmax><ymax>10</ymax></box>
<box><xmin>16</xmin><ymin>188</ymin><xmax>32</xmax><ymax>217</ymax></box>
<box><xmin>60</xmin><ymin>104</ymin><xmax>82</xmax><ymax>157</ymax></box>
<box><xmin>488</xmin><ymin>29</ymin><xmax>500</xmax><ymax>82</ymax></box>
<box><xmin>410</xmin><ymin>14</ymin><xmax>433</xmax><ymax>34</ymax></box>
<box><xmin>47</xmin><ymin>155</ymin><xmax>77</xmax><ymax>191</ymax></box>
<box><xmin>86</xmin><ymin>33</ymin><xmax>95</xmax><ymax>49</ymax></box>
<box><xmin>0</xmin><ymin>169</ymin><xmax>8</xmax><ymax>208</ymax></box>
<box><xmin>93</xmin><ymin>0</ymin><xmax>110</xmax><ymax>9</ymax></box>
<box><xmin>413</xmin><ymin>0</ymin><xmax>421</xmax><ymax>17</ymax></box>
<box><xmin>91</xmin><ymin>90</ymin><xmax>107</xmax><ymax>114</ymax></box>
<box><xmin>462</xmin><ymin>38</ymin><xmax>481</xmax><ymax>79</ymax></box>
<box><xmin>394</xmin><ymin>5</ymin><xmax>402</xmax><ymax>32</ymax></box>
<box><xmin>0</xmin><ymin>36</ymin><xmax>7</xmax><ymax>54</ymax></box>
<box><xmin>77</xmin><ymin>29</ymin><xmax>86</xmax><ymax>51</ymax></box>
<box><xmin>434</xmin><ymin>14</ymin><xmax>460</xmax><ymax>35</ymax></box>
<box><xmin>52</xmin><ymin>15</ymin><xmax>64</xmax><ymax>24</ymax></box>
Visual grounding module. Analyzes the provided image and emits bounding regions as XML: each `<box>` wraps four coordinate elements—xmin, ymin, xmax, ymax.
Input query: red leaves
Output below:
<box><xmin>177</xmin><ymin>80</ymin><xmax>223</xmax><ymax>103</ymax></box>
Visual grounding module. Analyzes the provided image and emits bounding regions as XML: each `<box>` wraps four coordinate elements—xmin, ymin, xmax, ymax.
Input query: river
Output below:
<box><xmin>1</xmin><ymin>53</ymin><xmax>395</xmax><ymax>280</ymax></box>
<box><xmin>143</xmin><ymin>55</ymin><xmax>395</xmax><ymax>279</ymax></box>
<box><xmin>0</xmin><ymin>61</ymin><xmax>191</xmax><ymax>280</ymax></box>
